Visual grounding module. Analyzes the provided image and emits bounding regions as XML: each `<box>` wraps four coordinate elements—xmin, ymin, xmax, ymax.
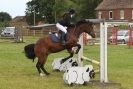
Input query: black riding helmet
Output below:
<box><xmin>69</xmin><ymin>9</ymin><xmax>75</xmax><ymax>14</ymax></box>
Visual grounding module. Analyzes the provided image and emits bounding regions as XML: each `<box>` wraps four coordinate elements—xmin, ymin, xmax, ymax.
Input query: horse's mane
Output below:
<box><xmin>76</xmin><ymin>19</ymin><xmax>92</xmax><ymax>26</ymax></box>
<box><xmin>67</xmin><ymin>19</ymin><xmax>92</xmax><ymax>31</ymax></box>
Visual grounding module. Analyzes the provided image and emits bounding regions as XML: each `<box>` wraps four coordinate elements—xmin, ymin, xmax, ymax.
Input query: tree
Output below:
<box><xmin>25</xmin><ymin>0</ymin><xmax>80</xmax><ymax>24</ymax></box>
<box><xmin>54</xmin><ymin>0</ymin><xmax>76</xmax><ymax>22</ymax></box>
<box><xmin>25</xmin><ymin>0</ymin><xmax>55</xmax><ymax>25</ymax></box>
<box><xmin>78</xmin><ymin>0</ymin><xmax>102</xmax><ymax>19</ymax></box>
<box><xmin>54</xmin><ymin>0</ymin><xmax>102</xmax><ymax>21</ymax></box>
<box><xmin>0</xmin><ymin>12</ymin><xmax>12</xmax><ymax>27</ymax></box>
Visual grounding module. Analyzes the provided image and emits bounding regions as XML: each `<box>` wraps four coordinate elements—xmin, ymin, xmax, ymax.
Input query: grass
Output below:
<box><xmin>0</xmin><ymin>37</ymin><xmax>133</xmax><ymax>89</ymax></box>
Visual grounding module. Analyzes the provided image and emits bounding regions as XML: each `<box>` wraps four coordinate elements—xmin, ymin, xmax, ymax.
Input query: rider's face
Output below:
<box><xmin>71</xmin><ymin>14</ymin><xmax>75</xmax><ymax>18</ymax></box>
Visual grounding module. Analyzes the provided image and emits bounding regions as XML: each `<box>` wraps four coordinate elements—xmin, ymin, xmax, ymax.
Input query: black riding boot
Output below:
<box><xmin>60</xmin><ymin>32</ymin><xmax>66</xmax><ymax>45</ymax></box>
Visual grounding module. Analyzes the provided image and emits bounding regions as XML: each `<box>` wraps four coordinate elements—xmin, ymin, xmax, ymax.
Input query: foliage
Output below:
<box><xmin>119</xmin><ymin>24</ymin><xmax>129</xmax><ymax>29</ymax></box>
<box><xmin>0</xmin><ymin>21</ymin><xmax>9</xmax><ymax>27</ymax></box>
<box><xmin>78</xmin><ymin>0</ymin><xmax>102</xmax><ymax>19</ymax></box>
<box><xmin>0</xmin><ymin>12</ymin><xmax>12</xmax><ymax>27</ymax></box>
<box><xmin>25</xmin><ymin>0</ymin><xmax>55</xmax><ymax>25</ymax></box>
<box><xmin>25</xmin><ymin>0</ymin><xmax>102</xmax><ymax>24</ymax></box>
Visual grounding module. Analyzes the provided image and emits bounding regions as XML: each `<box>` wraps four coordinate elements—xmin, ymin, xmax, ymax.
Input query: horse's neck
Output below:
<box><xmin>71</xmin><ymin>27</ymin><xmax>83</xmax><ymax>38</ymax></box>
<box><xmin>68</xmin><ymin>27</ymin><xmax>83</xmax><ymax>41</ymax></box>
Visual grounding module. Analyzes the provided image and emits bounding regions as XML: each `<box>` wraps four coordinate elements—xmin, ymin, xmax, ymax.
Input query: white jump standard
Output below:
<box><xmin>78</xmin><ymin>19</ymin><xmax>108</xmax><ymax>83</ymax></box>
<box><xmin>78</xmin><ymin>19</ymin><xmax>122</xmax><ymax>87</ymax></box>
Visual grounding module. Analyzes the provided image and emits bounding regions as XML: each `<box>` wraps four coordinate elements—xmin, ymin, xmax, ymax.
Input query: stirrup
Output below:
<box><xmin>62</xmin><ymin>41</ymin><xmax>66</xmax><ymax>45</ymax></box>
<box><xmin>61</xmin><ymin>40</ymin><xmax>66</xmax><ymax>45</ymax></box>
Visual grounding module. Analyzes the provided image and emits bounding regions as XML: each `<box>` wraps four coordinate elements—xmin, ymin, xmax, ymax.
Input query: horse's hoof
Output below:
<box><xmin>46</xmin><ymin>73</ymin><xmax>50</xmax><ymax>75</ymax></box>
<box><xmin>83</xmin><ymin>82</ymin><xmax>88</xmax><ymax>86</ymax></box>
<box><xmin>40</xmin><ymin>73</ymin><xmax>46</xmax><ymax>77</ymax></box>
<box><xmin>53</xmin><ymin>69</ymin><xmax>60</xmax><ymax>72</ymax></box>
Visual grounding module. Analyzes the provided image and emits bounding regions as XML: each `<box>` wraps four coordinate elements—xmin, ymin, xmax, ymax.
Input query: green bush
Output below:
<box><xmin>118</xmin><ymin>24</ymin><xmax>129</xmax><ymax>29</ymax></box>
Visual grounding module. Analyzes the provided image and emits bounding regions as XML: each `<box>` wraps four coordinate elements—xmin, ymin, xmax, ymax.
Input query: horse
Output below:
<box><xmin>24</xmin><ymin>19</ymin><xmax>95</xmax><ymax>76</ymax></box>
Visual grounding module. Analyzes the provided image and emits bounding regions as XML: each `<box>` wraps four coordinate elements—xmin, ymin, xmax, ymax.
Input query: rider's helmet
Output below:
<box><xmin>69</xmin><ymin>9</ymin><xmax>75</xmax><ymax>14</ymax></box>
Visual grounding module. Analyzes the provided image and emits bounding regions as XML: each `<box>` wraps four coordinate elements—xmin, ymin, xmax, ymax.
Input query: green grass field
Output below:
<box><xmin>0</xmin><ymin>37</ymin><xmax>133</xmax><ymax>89</ymax></box>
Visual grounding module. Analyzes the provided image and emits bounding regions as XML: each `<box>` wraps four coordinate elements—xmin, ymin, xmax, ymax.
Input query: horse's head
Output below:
<box><xmin>76</xmin><ymin>20</ymin><xmax>95</xmax><ymax>38</ymax></box>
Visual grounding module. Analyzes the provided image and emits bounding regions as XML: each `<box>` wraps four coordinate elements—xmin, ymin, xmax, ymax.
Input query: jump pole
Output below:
<box><xmin>78</xmin><ymin>34</ymin><xmax>84</xmax><ymax>66</ymax></box>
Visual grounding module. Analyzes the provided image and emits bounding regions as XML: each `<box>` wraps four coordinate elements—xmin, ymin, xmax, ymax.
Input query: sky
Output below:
<box><xmin>0</xmin><ymin>0</ymin><xmax>31</xmax><ymax>18</ymax></box>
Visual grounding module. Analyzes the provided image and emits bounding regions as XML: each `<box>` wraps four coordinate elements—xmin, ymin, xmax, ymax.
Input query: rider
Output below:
<box><xmin>56</xmin><ymin>9</ymin><xmax>76</xmax><ymax>45</ymax></box>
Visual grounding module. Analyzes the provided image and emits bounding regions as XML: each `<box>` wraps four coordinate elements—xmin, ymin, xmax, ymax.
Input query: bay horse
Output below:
<box><xmin>24</xmin><ymin>19</ymin><xmax>95</xmax><ymax>76</ymax></box>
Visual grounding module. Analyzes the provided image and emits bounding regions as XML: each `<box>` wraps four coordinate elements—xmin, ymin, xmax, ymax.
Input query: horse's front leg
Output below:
<box><xmin>60</xmin><ymin>52</ymin><xmax>74</xmax><ymax>64</ymax></box>
<box><xmin>72</xmin><ymin>44</ymin><xmax>81</xmax><ymax>54</ymax></box>
<box><xmin>60</xmin><ymin>44</ymin><xmax>81</xmax><ymax>64</ymax></box>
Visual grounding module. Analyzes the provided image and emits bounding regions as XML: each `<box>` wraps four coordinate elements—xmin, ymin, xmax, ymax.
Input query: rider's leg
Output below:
<box><xmin>56</xmin><ymin>23</ymin><xmax>67</xmax><ymax>34</ymax></box>
<box><xmin>56</xmin><ymin>23</ymin><xmax>67</xmax><ymax>44</ymax></box>
<box><xmin>60</xmin><ymin>32</ymin><xmax>66</xmax><ymax>43</ymax></box>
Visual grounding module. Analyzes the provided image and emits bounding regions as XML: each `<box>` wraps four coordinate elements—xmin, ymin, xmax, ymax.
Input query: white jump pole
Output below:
<box><xmin>78</xmin><ymin>34</ymin><xmax>84</xmax><ymax>66</ymax></box>
<box><xmin>100</xmin><ymin>21</ymin><xmax>108</xmax><ymax>83</ymax></box>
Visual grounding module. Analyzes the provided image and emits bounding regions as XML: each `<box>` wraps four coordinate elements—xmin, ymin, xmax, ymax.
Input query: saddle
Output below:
<box><xmin>49</xmin><ymin>31</ymin><xmax>68</xmax><ymax>43</ymax></box>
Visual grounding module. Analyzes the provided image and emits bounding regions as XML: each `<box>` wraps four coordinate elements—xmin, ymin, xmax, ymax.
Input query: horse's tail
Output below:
<box><xmin>24</xmin><ymin>44</ymin><xmax>36</xmax><ymax>62</ymax></box>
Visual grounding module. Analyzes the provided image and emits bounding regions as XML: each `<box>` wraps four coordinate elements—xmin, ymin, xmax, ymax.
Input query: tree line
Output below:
<box><xmin>25</xmin><ymin>0</ymin><xmax>102</xmax><ymax>25</ymax></box>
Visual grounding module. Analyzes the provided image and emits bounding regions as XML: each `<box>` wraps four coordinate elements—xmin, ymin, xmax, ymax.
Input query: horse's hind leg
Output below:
<box><xmin>36</xmin><ymin>54</ymin><xmax>50</xmax><ymax>76</ymax></box>
<box><xmin>36</xmin><ymin>61</ymin><xmax>46</xmax><ymax>76</ymax></box>
<box><xmin>36</xmin><ymin>61</ymin><xmax>42</xmax><ymax>74</ymax></box>
<box><xmin>39</xmin><ymin>55</ymin><xmax>50</xmax><ymax>75</ymax></box>
<box><xmin>36</xmin><ymin>61</ymin><xmax>50</xmax><ymax>76</ymax></box>
<box><xmin>40</xmin><ymin>64</ymin><xmax>50</xmax><ymax>75</ymax></box>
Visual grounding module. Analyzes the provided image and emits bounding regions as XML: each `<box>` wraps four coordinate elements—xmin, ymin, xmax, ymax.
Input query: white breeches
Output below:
<box><xmin>56</xmin><ymin>23</ymin><xmax>67</xmax><ymax>34</ymax></box>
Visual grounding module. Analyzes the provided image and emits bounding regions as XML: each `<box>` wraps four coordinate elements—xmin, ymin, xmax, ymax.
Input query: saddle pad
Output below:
<box><xmin>49</xmin><ymin>33</ymin><xmax>61</xmax><ymax>43</ymax></box>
